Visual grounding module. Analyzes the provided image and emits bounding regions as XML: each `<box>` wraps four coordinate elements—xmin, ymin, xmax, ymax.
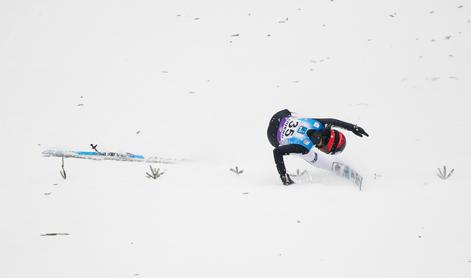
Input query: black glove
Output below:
<box><xmin>280</xmin><ymin>173</ymin><xmax>294</xmax><ymax>185</ymax></box>
<box><xmin>352</xmin><ymin>125</ymin><xmax>369</xmax><ymax>137</ymax></box>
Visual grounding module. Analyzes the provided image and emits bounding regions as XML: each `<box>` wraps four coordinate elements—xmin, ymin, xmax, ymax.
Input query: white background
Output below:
<box><xmin>1</xmin><ymin>0</ymin><xmax>470</xmax><ymax>277</ymax></box>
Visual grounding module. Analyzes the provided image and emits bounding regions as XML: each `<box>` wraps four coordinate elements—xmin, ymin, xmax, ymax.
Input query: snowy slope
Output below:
<box><xmin>1</xmin><ymin>1</ymin><xmax>471</xmax><ymax>277</ymax></box>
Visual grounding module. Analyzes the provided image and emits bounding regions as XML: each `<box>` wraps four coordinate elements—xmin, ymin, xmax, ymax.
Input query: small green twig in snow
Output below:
<box><xmin>60</xmin><ymin>156</ymin><xmax>67</xmax><ymax>179</ymax></box>
<box><xmin>437</xmin><ymin>165</ymin><xmax>454</xmax><ymax>180</ymax></box>
<box><xmin>230</xmin><ymin>166</ymin><xmax>244</xmax><ymax>175</ymax></box>
<box><xmin>146</xmin><ymin>165</ymin><xmax>164</xmax><ymax>179</ymax></box>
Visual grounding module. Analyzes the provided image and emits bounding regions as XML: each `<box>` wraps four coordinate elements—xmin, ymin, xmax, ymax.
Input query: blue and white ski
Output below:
<box><xmin>42</xmin><ymin>149</ymin><xmax>179</xmax><ymax>164</ymax></box>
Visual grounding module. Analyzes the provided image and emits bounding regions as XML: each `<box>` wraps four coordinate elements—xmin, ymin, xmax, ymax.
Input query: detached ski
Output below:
<box><xmin>42</xmin><ymin>149</ymin><xmax>179</xmax><ymax>164</ymax></box>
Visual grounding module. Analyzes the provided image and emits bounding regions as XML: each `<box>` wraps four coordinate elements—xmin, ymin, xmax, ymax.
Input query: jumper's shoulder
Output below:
<box><xmin>314</xmin><ymin>118</ymin><xmax>336</xmax><ymax>124</ymax></box>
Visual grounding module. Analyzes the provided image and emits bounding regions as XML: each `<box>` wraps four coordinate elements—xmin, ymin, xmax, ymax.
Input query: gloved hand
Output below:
<box><xmin>280</xmin><ymin>173</ymin><xmax>294</xmax><ymax>185</ymax></box>
<box><xmin>352</xmin><ymin>125</ymin><xmax>369</xmax><ymax>137</ymax></box>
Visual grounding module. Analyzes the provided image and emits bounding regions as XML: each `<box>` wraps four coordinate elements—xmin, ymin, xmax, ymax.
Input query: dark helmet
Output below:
<box><xmin>319</xmin><ymin>129</ymin><xmax>346</xmax><ymax>155</ymax></box>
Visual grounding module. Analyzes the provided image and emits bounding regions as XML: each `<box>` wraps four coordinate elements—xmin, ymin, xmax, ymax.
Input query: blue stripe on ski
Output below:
<box><xmin>76</xmin><ymin>151</ymin><xmax>99</xmax><ymax>156</ymax></box>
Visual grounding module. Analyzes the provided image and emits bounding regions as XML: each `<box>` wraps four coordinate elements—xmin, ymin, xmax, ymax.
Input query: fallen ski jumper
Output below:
<box><xmin>267</xmin><ymin>109</ymin><xmax>368</xmax><ymax>187</ymax></box>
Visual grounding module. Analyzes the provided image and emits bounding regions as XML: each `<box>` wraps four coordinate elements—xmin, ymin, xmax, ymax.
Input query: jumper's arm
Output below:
<box><xmin>273</xmin><ymin>144</ymin><xmax>309</xmax><ymax>176</ymax></box>
<box><xmin>316</xmin><ymin>118</ymin><xmax>369</xmax><ymax>137</ymax></box>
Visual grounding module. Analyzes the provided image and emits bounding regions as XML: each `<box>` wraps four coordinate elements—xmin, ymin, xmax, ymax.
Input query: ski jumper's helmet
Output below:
<box><xmin>319</xmin><ymin>129</ymin><xmax>346</xmax><ymax>155</ymax></box>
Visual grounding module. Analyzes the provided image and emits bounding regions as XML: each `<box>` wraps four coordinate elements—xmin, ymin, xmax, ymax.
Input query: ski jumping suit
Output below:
<box><xmin>267</xmin><ymin>109</ymin><xmax>358</xmax><ymax>177</ymax></box>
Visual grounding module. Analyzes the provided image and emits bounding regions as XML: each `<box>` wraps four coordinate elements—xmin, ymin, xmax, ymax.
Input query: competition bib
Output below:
<box><xmin>277</xmin><ymin>116</ymin><xmax>324</xmax><ymax>149</ymax></box>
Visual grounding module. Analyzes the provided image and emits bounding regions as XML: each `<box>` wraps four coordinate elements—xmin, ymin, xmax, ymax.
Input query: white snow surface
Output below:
<box><xmin>1</xmin><ymin>1</ymin><xmax>471</xmax><ymax>277</ymax></box>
